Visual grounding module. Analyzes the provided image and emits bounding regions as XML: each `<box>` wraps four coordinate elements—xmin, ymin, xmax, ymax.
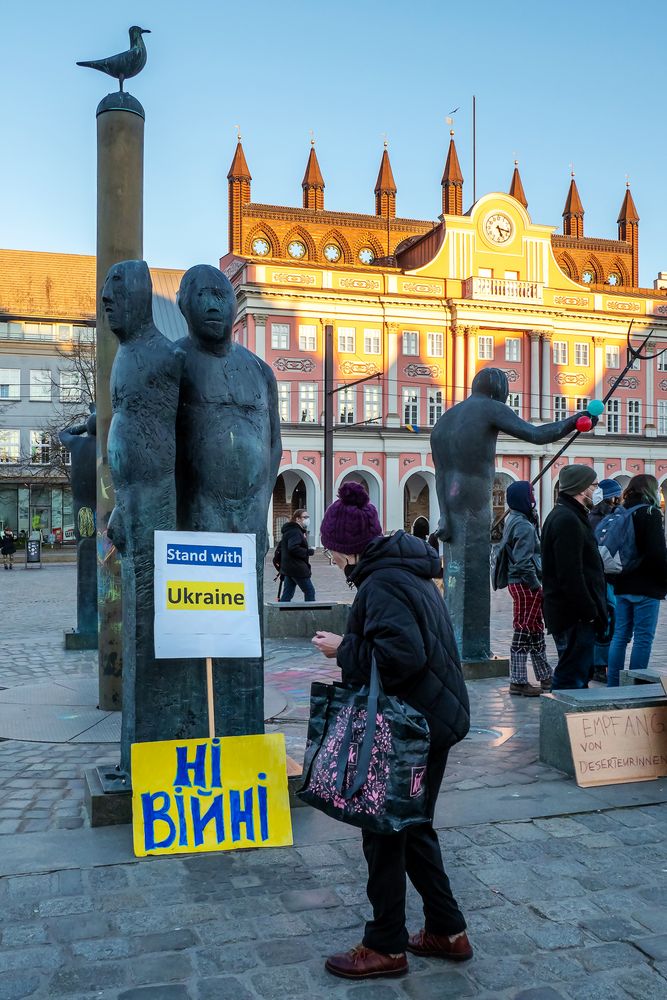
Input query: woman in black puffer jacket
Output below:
<box><xmin>312</xmin><ymin>483</ymin><xmax>471</xmax><ymax>981</ymax></box>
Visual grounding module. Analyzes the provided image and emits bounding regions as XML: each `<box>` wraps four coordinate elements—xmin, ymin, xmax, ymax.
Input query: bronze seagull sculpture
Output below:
<box><xmin>77</xmin><ymin>26</ymin><xmax>150</xmax><ymax>92</ymax></box>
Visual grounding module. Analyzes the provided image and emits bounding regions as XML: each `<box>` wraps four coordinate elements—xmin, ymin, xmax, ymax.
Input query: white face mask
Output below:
<box><xmin>301</xmin><ymin>517</ymin><xmax>310</xmax><ymax>528</ymax></box>
<box><xmin>591</xmin><ymin>488</ymin><xmax>603</xmax><ymax>506</ymax></box>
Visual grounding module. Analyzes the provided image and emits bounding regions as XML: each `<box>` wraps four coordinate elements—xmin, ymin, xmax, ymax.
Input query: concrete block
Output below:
<box><xmin>462</xmin><ymin>656</ymin><xmax>509</xmax><ymax>680</ymax></box>
<box><xmin>64</xmin><ymin>629</ymin><xmax>98</xmax><ymax>650</ymax></box>
<box><xmin>264</xmin><ymin>601</ymin><xmax>349</xmax><ymax>638</ymax></box>
<box><xmin>84</xmin><ymin>766</ymin><xmax>132</xmax><ymax>827</ymax></box>
<box><xmin>539</xmin><ymin>684</ymin><xmax>667</xmax><ymax>776</ymax></box>
<box><xmin>620</xmin><ymin>667</ymin><xmax>666</xmax><ymax>686</ymax></box>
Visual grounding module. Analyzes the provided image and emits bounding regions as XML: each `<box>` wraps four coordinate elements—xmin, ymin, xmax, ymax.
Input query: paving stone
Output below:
<box><xmin>38</xmin><ymin>896</ymin><xmax>94</xmax><ymax>917</ymax></box>
<box><xmin>496</xmin><ymin>822</ymin><xmax>550</xmax><ymax>842</ymax></box>
<box><xmin>522</xmin><ymin>920</ymin><xmax>588</xmax><ymax>950</ymax></box>
<box><xmin>519</xmin><ymin>952</ymin><xmax>585</xmax><ymax>983</ymax></box>
<box><xmin>529</xmin><ymin>897</ymin><xmax>607</xmax><ymax>924</ymax></box>
<box><xmin>461</xmin><ymin>825</ymin><xmax>513</xmax><ymax>845</ymax></box>
<box><xmin>572</xmin><ymin>942</ymin><xmax>647</xmax><ymax>973</ymax></box>
<box><xmin>632</xmin><ymin>934</ymin><xmax>667</xmax><ymax>961</ymax></box>
<box><xmin>47</xmin><ymin>911</ymin><xmax>111</xmax><ymax>942</ymax></box>
<box><xmin>631</xmin><ymin>906</ymin><xmax>667</xmax><ymax>934</ymax></box>
<box><xmin>532</xmin><ymin>817</ymin><xmax>592</xmax><ymax>838</ymax></box>
<box><xmin>513</xmin><ymin>990</ymin><xmax>567</xmax><ymax>1000</ymax></box>
<box><xmin>196</xmin><ymin>978</ymin><xmax>255</xmax><ymax>1000</ymax></box>
<box><xmin>477</xmin><ymin>930</ymin><xmax>534</xmax><ymax>956</ymax></box>
<box><xmin>118</xmin><ymin>988</ymin><xmax>191</xmax><ymax>1000</ymax></box>
<box><xmin>192</xmin><ymin>944</ymin><xmax>260</xmax><ymax>976</ymax></box>
<box><xmin>0</xmin><ymin>974</ymin><xmax>43</xmax><ymax>1000</ymax></box>
<box><xmin>47</xmin><ymin>961</ymin><xmax>127</xmax><ymax>994</ymax></box>
<box><xmin>0</xmin><ymin>945</ymin><xmax>62</xmax><ymax>974</ymax></box>
<box><xmin>280</xmin><ymin>887</ymin><xmax>340</xmax><ymax>911</ymax></box>
<box><xmin>616</xmin><ymin>965</ymin><xmax>667</xmax><ymax>1000</ymax></box>
<box><xmin>470</xmin><ymin>956</ymin><xmax>540</xmax><ymax>990</ymax></box>
<box><xmin>400</xmin><ymin>970</ymin><xmax>477</xmax><ymax>997</ymax></box>
<box><xmin>255</xmin><ymin>937</ymin><xmax>317</xmax><ymax>966</ymax></box>
<box><xmin>251</xmin><ymin>966</ymin><xmax>312</xmax><ymax>998</ymax></box>
<box><xmin>128</xmin><ymin>952</ymin><xmax>194</xmax><ymax>985</ymax></box>
<box><xmin>1</xmin><ymin>924</ymin><xmax>48</xmax><ymax>946</ymax></box>
<box><xmin>561</xmin><ymin>975</ymin><xmax>632</xmax><ymax>1000</ymax></box>
<box><xmin>580</xmin><ymin>916</ymin><xmax>646</xmax><ymax>942</ymax></box>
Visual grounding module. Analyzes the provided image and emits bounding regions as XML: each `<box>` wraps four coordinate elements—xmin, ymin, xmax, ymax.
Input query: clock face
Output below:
<box><xmin>252</xmin><ymin>237</ymin><xmax>270</xmax><ymax>256</ymax></box>
<box><xmin>358</xmin><ymin>247</ymin><xmax>375</xmax><ymax>264</ymax></box>
<box><xmin>582</xmin><ymin>269</ymin><xmax>594</xmax><ymax>284</ymax></box>
<box><xmin>484</xmin><ymin>213</ymin><xmax>513</xmax><ymax>244</ymax></box>
<box><xmin>288</xmin><ymin>240</ymin><xmax>306</xmax><ymax>259</ymax></box>
<box><xmin>324</xmin><ymin>243</ymin><xmax>341</xmax><ymax>263</ymax></box>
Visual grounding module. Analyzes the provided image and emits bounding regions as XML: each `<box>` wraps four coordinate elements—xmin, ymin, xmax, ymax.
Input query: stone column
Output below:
<box><xmin>541</xmin><ymin>331</ymin><xmax>553</xmax><ymax>421</ymax></box>
<box><xmin>454</xmin><ymin>325</ymin><xmax>466</xmax><ymax>402</ymax></box>
<box><xmin>593</xmin><ymin>337</ymin><xmax>607</xmax><ymax>436</ymax></box>
<box><xmin>385</xmin><ymin>454</ymin><xmax>402</xmax><ymax>532</ymax></box>
<box><xmin>95</xmin><ymin>92</ymin><xmax>144</xmax><ymax>711</ymax></box>
<box><xmin>646</xmin><ymin>340</ymin><xmax>656</xmax><ymax>437</ymax></box>
<box><xmin>530</xmin><ymin>332</ymin><xmax>541</xmax><ymax>420</ymax></box>
<box><xmin>465</xmin><ymin>326</ymin><xmax>477</xmax><ymax>393</ymax></box>
<box><xmin>529</xmin><ymin>455</ymin><xmax>540</xmax><ymax>514</ymax></box>
<box><xmin>386</xmin><ymin>323</ymin><xmax>400</xmax><ymax>427</ymax></box>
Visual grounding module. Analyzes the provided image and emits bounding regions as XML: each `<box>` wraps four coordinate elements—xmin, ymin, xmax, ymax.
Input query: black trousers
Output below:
<box><xmin>361</xmin><ymin>749</ymin><xmax>466</xmax><ymax>954</ymax></box>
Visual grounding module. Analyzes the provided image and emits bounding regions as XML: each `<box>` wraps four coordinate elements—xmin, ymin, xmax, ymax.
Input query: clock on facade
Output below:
<box><xmin>324</xmin><ymin>244</ymin><xmax>342</xmax><ymax>263</ymax></box>
<box><xmin>288</xmin><ymin>241</ymin><xmax>306</xmax><ymax>259</ymax></box>
<box><xmin>252</xmin><ymin>237</ymin><xmax>270</xmax><ymax>256</ymax></box>
<box><xmin>483</xmin><ymin>212</ymin><xmax>513</xmax><ymax>245</ymax></box>
<box><xmin>358</xmin><ymin>248</ymin><xmax>375</xmax><ymax>264</ymax></box>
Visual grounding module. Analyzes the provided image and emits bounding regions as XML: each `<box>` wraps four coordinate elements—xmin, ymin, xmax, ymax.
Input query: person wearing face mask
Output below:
<box><xmin>311</xmin><ymin>481</ymin><xmax>471</xmax><ymax>980</ymax></box>
<box><xmin>502</xmin><ymin>481</ymin><xmax>552</xmax><ymax>697</ymax></box>
<box><xmin>278</xmin><ymin>508</ymin><xmax>316</xmax><ymax>602</ymax></box>
<box><xmin>541</xmin><ymin>465</ymin><xmax>608</xmax><ymax>690</ymax></box>
<box><xmin>588</xmin><ymin>479</ymin><xmax>623</xmax><ymax>683</ymax></box>
<box><xmin>607</xmin><ymin>475</ymin><xmax>667</xmax><ymax>686</ymax></box>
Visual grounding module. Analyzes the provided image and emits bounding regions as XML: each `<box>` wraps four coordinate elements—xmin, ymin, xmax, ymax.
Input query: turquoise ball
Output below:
<box><xmin>587</xmin><ymin>399</ymin><xmax>604</xmax><ymax>417</ymax></box>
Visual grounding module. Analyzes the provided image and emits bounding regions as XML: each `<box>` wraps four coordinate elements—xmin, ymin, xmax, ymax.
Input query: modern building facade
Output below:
<box><xmin>221</xmin><ymin>135</ymin><xmax>667</xmax><ymax>544</ymax></box>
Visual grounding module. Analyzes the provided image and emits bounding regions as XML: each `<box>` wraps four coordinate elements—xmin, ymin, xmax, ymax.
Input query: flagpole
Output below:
<box><xmin>472</xmin><ymin>95</ymin><xmax>476</xmax><ymax>204</ymax></box>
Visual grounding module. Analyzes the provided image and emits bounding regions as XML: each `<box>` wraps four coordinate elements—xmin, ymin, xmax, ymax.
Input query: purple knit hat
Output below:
<box><xmin>320</xmin><ymin>482</ymin><xmax>383</xmax><ymax>554</ymax></box>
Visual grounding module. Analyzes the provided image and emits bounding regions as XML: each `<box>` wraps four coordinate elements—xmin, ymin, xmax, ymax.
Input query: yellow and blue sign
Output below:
<box><xmin>154</xmin><ymin>531</ymin><xmax>260</xmax><ymax>658</ymax></box>
<box><xmin>132</xmin><ymin>734</ymin><xmax>293</xmax><ymax>856</ymax></box>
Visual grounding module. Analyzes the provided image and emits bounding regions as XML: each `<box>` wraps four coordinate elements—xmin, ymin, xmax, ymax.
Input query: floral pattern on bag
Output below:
<box><xmin>307</xmin><ymin>706</ymin><xmax>392</xmax><ymax>815</ymax></box>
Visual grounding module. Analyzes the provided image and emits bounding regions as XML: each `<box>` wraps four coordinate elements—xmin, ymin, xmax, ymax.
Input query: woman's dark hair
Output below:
<box><xmin>623</xmin><ymin>474</ymin><xmax>660</xmax><ymax>506</ymax></box>
<box><xmin>411</xmin><ymin>516</ymin><xmax>430</xmax><ymax>540</ymax></box>
<box><xmin>291</xmin><ymin>509</ymin><xmax>308</xmax><ymax>522</ymax></box>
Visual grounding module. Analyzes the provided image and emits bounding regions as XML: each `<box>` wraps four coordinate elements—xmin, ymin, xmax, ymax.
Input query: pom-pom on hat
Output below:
<box><xmin>320</xmin><ymin>481</ymin><xmax>383</xmax><ymax>555</ymax></box>
<box><xmin>558</xmin><ymin>464</ymin><xmax>596</xmax><ymax>496</ymax></box>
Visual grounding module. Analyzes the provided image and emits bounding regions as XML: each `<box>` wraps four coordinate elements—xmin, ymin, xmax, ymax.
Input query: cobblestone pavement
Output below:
<box><xmin>2</xmin><ymin>561</ymin><xmax>667</xmax><ymax>997</ymax></box>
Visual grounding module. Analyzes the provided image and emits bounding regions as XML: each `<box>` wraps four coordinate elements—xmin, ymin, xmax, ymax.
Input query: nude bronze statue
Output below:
<box><xmin>431</xmin><ymin>367</ymin><xmax>585</xmax><ymax>661</ymax></box>
<box><xmin>104</xmin><ymin>260</ymin><xmax>199</xmax><ymax>770</ymax></box>
<box><xmin>176</xmin><ymin>264</ymin><xmax>282</xmax><ymax>735</ymax></box>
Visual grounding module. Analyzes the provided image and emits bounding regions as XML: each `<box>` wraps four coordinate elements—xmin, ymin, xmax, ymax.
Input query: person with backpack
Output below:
<box><xmin>502</xmin><ymin>481</ymin><xmax>552</xmax><ymax>697</ymax></box>
<box><xmin>605</xmin><ymin>475</ymin><xmax>667</xmax><ymax>686</ymax></box>
<box><xmin>541</xmin><ymin>465</ymin><xmax>607</xmax><ymax>690</ymax></box>
<box><xmin>588</xmin><ymin>479</ymin><xmax>622</xmax><ymax>683</ymax></box>
<box><xmin>278</xmin><ymin>509</ymin><xmax>316</xmax><ymax>602</ymax></box>
<box><xmin>1</xmin><ymin>528</ymin><xmax>16</xmax><ymax>570</ymax></box>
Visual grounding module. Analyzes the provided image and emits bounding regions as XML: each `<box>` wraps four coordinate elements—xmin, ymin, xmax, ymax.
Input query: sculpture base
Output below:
<box><xmin>461</xmin><ymin>656</ymin><xmax>509</xmax><ymax>681</ymax></box>
<box><xmin>64</xmin><ymin>629</ymin><xmax>98</xmax><ymax>651</ymax></box>
<box><xmin>84</xmin><ymin>765</ymin><xmax>131</xmax><ymax>827</ymax></box>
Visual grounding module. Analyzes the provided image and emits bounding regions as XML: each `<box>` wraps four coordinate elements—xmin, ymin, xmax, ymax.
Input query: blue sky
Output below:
<box><xmin>3</xmin><ymin>0</ymin><xmax>666</xmax><ymax>284</ymax></box>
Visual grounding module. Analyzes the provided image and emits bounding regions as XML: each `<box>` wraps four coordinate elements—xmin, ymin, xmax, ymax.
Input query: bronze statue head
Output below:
<box><xmin>102</xmin><ymin>260</ymin><xmax>153</xmax><ymax>342</ymax></box>
<box><xmin>471</xmin><ymin>367</ymin><xmax>509</xmax><ymax>403</ymax></box>
<box><xmin>178</xmin><ymin>265</ymin><xmax>238</xmax><ymax>351</ymax></box>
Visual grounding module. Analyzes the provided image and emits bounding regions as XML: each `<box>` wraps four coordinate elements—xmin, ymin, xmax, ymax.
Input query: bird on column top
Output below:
<box><xmin>77</xmin><ymin>26</ymin><xmax>151</xmax><ymax>92</ymax></box>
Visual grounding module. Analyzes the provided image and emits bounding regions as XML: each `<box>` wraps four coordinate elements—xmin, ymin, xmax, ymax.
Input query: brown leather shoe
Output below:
<box><xmin>509</xmin><ymin>681</ymin><xmax>542</xmax><ymax>697</ymax></box>
<box><xmin>407</xmin><ymin>929</ymin><xmax>473</xmax><ymax>961</ymax></box>
<box><xmin>325</xmin><ymin>945</ymin><xmax>408</xmax><ymax>979</ymax></box>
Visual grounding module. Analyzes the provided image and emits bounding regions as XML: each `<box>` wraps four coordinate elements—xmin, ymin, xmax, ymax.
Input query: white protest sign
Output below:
<box><xmin>154</xmin><ymin>531</ymin><xmax>260</xmax><ymax>659</ymax></box>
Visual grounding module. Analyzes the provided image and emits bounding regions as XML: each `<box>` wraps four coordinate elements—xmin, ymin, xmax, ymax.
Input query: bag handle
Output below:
<box><xmin>335</xmin><ymin>654</ymin><xmax>381</xmax><ymax>800</ymax></box>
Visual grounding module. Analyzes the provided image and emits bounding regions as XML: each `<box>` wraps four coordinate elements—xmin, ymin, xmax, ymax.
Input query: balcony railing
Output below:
<box><xmin>462</xmin><ymin>276</ymin><xmax>543</xmax><ymax>303</ymax></box>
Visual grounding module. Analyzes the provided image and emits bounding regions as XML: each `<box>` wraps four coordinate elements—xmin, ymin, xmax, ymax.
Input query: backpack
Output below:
<box><xmin>594</xmin><ymin>504</ymin><xmax>648</xmax><ymax>575</ymax></box>
<box><xmin>490</xmin><ymin>540</ymin><xmax>510</xmax><ymax>591</ymax></box>
<box><xmin>272</xmin><ymin>541</ymin><xmax>282</xmax><ymax>574</ymax></box>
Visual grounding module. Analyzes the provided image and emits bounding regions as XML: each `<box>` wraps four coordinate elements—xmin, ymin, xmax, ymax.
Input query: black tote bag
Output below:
<box><xmin>297</xmin><ymin>656</ymin><xmax>431</xmax><ymax>834</ymax></box>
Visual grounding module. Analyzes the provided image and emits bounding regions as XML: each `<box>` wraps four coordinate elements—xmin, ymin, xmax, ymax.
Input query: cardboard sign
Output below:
<box><xmin>566</xmin><ymin>707</ymin><xmax>667</xmax><ymax>787</ymax></box>
<box><xmin>153</xmin><ymin>530</ymin><xmax>260</xmax><ymax>659</ymax></box>
<box><xmin>661</xmin><ymin>675</ymin><xmax>667</xmax><ymax>697</ymax></box>
<box><xmin>132</xmin><ymin>734</ymin><xmax>293</xmax><ymax>857</ymax></box>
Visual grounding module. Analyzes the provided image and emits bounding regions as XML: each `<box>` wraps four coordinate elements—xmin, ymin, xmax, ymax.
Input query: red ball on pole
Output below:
<box><xmin>576</xmin><ymin>415</ymin><xmax>593</xmax><ymax>432</ymax></box>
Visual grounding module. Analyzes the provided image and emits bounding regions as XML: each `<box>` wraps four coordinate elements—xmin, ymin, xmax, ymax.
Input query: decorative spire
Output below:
<box><xmin>227</xmin><ymin>138</ymin><xmax>251</xmax><ymax>181</ymax></box>
<box><xmin>618</xmin><ymin>179</ymin><xmax>639</xmax><ymax>286</ymax></box>
<box><xmin>302</xmin><ymin>140</ymin><xmax>325</xmax><ymax>210</ymax></box>
<box><xmin>508</xmin><ymin>160</ymin><xmax>527</xmax><ymax>209</ymax></box>
<box><xmin>617</xmin><ymin>180</ymin><xmax>639</xmax><ymax>224</ymax></box>
<box><xmin>562</xmin><ymin>171</ymin><xmax>584</xmax><ymax>237</ymax></box>
<box><xmin>374</xmin><ymin>142</ymin><xmax>396</xmax><ymax>218</ymax></box>
<box><xmin>441</xmin><ymin>130</ymin><xmax>463</xmax><ymax>216</ymax></box>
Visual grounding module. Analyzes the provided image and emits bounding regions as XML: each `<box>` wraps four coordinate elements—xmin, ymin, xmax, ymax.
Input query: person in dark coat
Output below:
<box><xmin>278</xmin><ymin>509</ymin><xmax>315</xmax><ymax>602</ymax></box>
<box><xmin>503</xmin><ymin>481</ymin><xmax>552</xmax><ymax>696</ymax></box>
<box><xmin>1</xmin><ymin>528</ymin><xmax>16</xmax><ymax>569</ymax></box>
<box><xmin>589</xmin><ymin>479</ymin><xmax>622</xmax><ymax>682</ymax></box>
<box><xmin>311</xmin><ymin>482</ymin><xmax>471</xmax><ymax>980</ymax></box>
<box><xmin>607</xmin><ymin>474</ymin><xmax>667</xmax><ymax>685</ymax></box>
<box><xmin>541</xmin><ymin>465</ymin><xmax>607</xmax><ymax>689</ymax></box>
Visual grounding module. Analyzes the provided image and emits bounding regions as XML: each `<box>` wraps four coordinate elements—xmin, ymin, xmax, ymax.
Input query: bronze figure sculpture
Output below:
<box><xmin>59</xmin><ymin>410</ymin><xmax>98</xmax><ymax>646</ymax></box>
<box><xmin>431</xmin><ymin>368</ymin><xmax>584</xmax><ymax>661</ymax></box>
<box><xmin>77</xmin><ymin>26</ymin><xmax>150</xmax><ymax>92</ymax></box>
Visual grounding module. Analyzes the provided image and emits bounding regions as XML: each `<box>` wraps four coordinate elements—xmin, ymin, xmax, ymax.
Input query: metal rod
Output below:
<box><xmin>206</xmin><ymin>657</ymin><xmax>215</xmax><ymax>739</ymax></box>
<box><xmin>472</xmin><ymin>95</ymin><xmax>476</xmax><ymax>204</ymax></box>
